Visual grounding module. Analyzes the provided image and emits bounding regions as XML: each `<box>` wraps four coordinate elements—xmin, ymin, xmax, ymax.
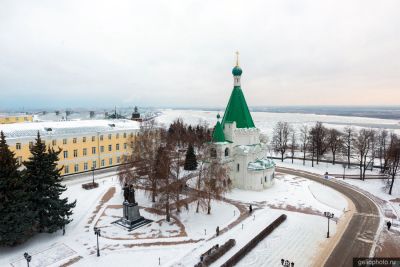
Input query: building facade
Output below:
<box><xmin>0</xmin><ymin>114</ymin><xmax>33</xmax><ymax>124</ymax></box>
<box><xmin>210</xmin><ymin>57</ymin><xmax>275</xmax><ymax>191</ymax></box>
<box><xmin>1</xmin><ymin>120</ymin><xmax>139</xmax><ymax>175</ymax></box>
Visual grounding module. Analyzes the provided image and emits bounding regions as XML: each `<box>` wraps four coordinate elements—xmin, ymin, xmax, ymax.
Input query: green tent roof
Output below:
<box><xmin>212</xmin><ymin>121</ymin><xmax>225</xmax><ymax>142</ymax></box>
<box><xmin>221</xmin><ymin>86</ymin><xmax>255</xmax><ymax>128</ymax></box>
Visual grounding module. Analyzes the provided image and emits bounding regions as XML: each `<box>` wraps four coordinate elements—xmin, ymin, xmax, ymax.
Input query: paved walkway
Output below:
<box><xmin>277</xmin><ymin>167</ymin><xmax>381</xmax><ymax>267</ymax></box>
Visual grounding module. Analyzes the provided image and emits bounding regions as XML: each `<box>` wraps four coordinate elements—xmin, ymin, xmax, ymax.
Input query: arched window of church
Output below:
<box><xmin>225</xmin><ymin>148</ymin><xmax>229</xmax><ymax>157</ymax></box>
<box><xmin>210</xmin><ymin>148</ymin><xmax>217</xmax><ymax>158</ymax></box>
<box><xmin>237</xmin><ymin>164</ymin><xmax>240</xmax><ymax>172</ymax></box>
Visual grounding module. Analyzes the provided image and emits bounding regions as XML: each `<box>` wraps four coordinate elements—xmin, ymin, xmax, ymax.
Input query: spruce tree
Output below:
<box><xmin>24</xmin><ymin>132</ymin><xmax>76</xmax><ymax>233</ymax></box>
<box><xmin>184</xmin><ymin>144</ymin><xmax>198</xmax><ymax>170</ymax></box>
<box><xmin>0</xmin><ymin>131</ymin><xmax>35</xmax><ymax>246</ymax></box>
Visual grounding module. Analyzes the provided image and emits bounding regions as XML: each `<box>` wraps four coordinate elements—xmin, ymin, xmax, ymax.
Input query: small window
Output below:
<box><xmin>265</xmin><ymin>176</ymin><xmax>267</xmax><ymax>182</ymax></box>
<box><xmin>16</xmin><ymin>143</ymin><xmax>21</xmax><ymax>150</ymax></box>
<box><xmin>116</xmin><ymin>133</ymin><xmax>119</xmax><ymax>139</ymax></box>
<box><xmin>124</xmin><ymin>143</ymin><xmax>127</xmax><ymax>149</ymax></box>
<box><xmin>92</xmin><ymin>136</ymin><xmax>95</xmax><ymax>142</ymax></box>
<box><xmin>130</xmin><ymin>133</ymin><xmax>134</xmax><ymax>138</ymax></box>
<box><xmin>82</xmin><ymin>137</ymin><xmax>86</xmax><ymax>142</ymax></box>
<box><xmin>63</xmin><ymin>151</ymin><xmax>68</xmax><ymax>159</ymax></box>
<box><xmin>237</xmin><ymin>164</ymin><xmax>240</xmax><ymax>172</ymax></box>
<box><xmin>17</xmin><ymin>156</ymin><xmax>22</xmax><ymax>165</ymax></box>
<box><xmin>73</xmin><ymin>138</ymin><xmax>77</xmax><ymax>144</ymax></box>
<box><xmin>74</xmin><ymin>164</ymin><xmax>79</xmax><ymax>172</ymax></box>
<box><xmin>109</xmin><ymin>158</ymin><xmax>113</xmax><ymax>165</ymax></box>
<box><xmin>117</xmin><ymin>156</ymin><xmax>121</xmax><ymax>163</ymax></box>
<box><xmin>73</xmin><ymin>149</ymin><xmax>78</xmax><ymax>157</ymax></box>
<box><xmin>100</xmin><ymin>135</ymin><xmax>103</xmax><ymax>141</ymax></box>
<box><xmin>108</xmin><ymin>145</ymin><xmax>112</xmax><ymax>152</ymax></box>
<box><xmin>92</xmin><ymin>161</ymin><xmax>97</xmax><ymax>169</ymax></box>
<box><xmin>92</xmin><ymin>147</ymin><xmax>96</xmax><ymax>154</ymax></box>
<box><xmin>100</xmin><ymin>146</ymin><xmax>104</xmax><ymax>153</ymax></box>
<box><xmin>116</xmin><ymin>144</ymin><xmax>120</xmax><ymax>151</ymax></box>
<box><xmin>83</xmin><ymin>148</ymin><xmax>87</xmax><ymax>156</ymax></box>
<box><xmin>64</xmin><ymin>165</ymin><xmax>69</xmax><ymax>174</ymax></box>
<box><xmin>63</xmin><ymin>139</ymin><xmax>67</xmax><ymax>145</ymax></box>
<box><xmin>210</xmin><ymin>148</ymin><xmax>217</xmax><ymax>158</ymax></box>
<box><xmin>108</xmin><ymin>134</ymin><xmax>112</xmax><ymax>140</ymax></box>
<box><xmin>123</xmin><ymin>133</ymin><xmax>127</xmax><ymax>138</ymax></box>
<box><xmin>101</xmin><ymin>159</ymin><xmax>105</xmax><ymax>167</ymax></box>
<box><xmin>84</xmin><ymin>162</ymin><xmax>88</xmax><ymax>171</ymax></box>
<box><xmin>225</xmin><ymin>148</ymin><xmax>229</xmax><ymax>157</ymax></box>
<box><xmin>52</xmin><ymin>140</ymin><xmax>56</xmax><ymax>146</ymax></box>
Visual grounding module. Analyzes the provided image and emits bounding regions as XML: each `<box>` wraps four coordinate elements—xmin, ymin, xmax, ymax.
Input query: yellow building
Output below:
<box><xmin>0</xmin><ymin>119</ymin><xmax>139</xmax><ymax>176</ymax></box>
<box><xmin>0</xmin><ymin>114</ymin><xmax>33</xmax><ymax>124</ymax></box>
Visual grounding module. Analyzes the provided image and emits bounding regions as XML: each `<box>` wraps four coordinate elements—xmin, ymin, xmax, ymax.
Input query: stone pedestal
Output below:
<box><xmin>123</xmin><ymin>201</ymin><xmax>142</xmax><ymax>222</ymax></box>
<box><xmin>113</xmin><ymin>201</ymin><xmax>152</xmax><ymax>231</ymax></box>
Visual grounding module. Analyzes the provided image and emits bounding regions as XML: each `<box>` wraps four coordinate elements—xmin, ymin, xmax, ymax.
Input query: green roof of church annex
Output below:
<box><xmin>221</xmin><ymin>55</ymin><xmax>255</xmax><ymax>129</ymax></box>
<box><xmin>212</xmin><ymin>115</ymin><xmax>226</xmax><ymax>142</ymax></box>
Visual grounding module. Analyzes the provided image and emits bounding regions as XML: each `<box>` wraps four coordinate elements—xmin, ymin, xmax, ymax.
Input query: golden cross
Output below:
<box><xmin>235</xmin><ymin>51</ymin><xmax>240</xmax><ymax>66</ymax></box>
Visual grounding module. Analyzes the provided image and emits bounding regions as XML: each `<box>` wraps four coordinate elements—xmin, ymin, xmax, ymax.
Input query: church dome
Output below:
<box><xmin>232</xmin><ymin>66</ymin><xmax>242</xmax><ymax>76</ymax></box>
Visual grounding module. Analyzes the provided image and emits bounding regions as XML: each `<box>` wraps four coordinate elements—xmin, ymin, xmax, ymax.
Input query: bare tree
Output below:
<box><xmin>299</xmin><ymin>125</ymin><xmax>309</xmax><ymax>165</ymax></box>
<box><xmin>272</xmin><ymin>121</ymin><xmax>291</xmax><ymax>162</ymax></box>
<box><xmin>118</xmin><ymin>120</ymin><xmax>166</xmax><ymax>202</ymax></box>
<box><xmin>154</xmin><ymin>146</ymin><xmax>173</xmax><ymax>221</ymax></box>
<box><xmin>308</xmin><ymin>122</ymin><xmax>328</xmax><ymax>165</ymax></box>
<box><xmin>354</xmin><ymin>129</ymin><xmax>375</xmax><ymax>180</ymax></box>
<box><xmin>343</xmin><ymin>127</ymin><xmax>355</xmax><ymax>168</ymax></box>
<box><xmin>290</xmin><ymin>130</ymin><xmax>296</xmax><ymax>164</ymax></box>
<box><xmin>377</xmin><ymin>129</ymin><xmax>389</xmax><ymax>172</ymax></box>
<box><xmin>201</xmin><ymin>160</ymin><xmax>231</xmax><ymax>214</ymax></box>
<box><xmin>328</xmin><ymin>128</ymin><xmax>343</xmax><ymax>165</ymax></box>
<box><xmin>385</xmin><ymin>133</ymin><xmax>400</xmax><ymax>195</ymax></box>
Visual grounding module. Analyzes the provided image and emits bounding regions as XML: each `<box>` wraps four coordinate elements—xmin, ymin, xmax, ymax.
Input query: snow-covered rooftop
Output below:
<box><xmin>0</xmin><ymin>119</ymin><xmax>140</xmax><ymax>139</ymax></box>
<box><xmin>248</xmin><ymin>158</ymin><xmax>275</xmax><ymax>170</ymax></box>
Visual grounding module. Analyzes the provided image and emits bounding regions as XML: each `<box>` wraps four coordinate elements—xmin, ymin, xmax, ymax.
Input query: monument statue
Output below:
<box><xmin>114</xmin><ymin>182</ymin><xmax>149</xmax><ymax>231</ymax></box>
<box><xmin>128</xmin><ymin>184</ymin><xmax>136</xmax><ymax>204</ymax></box>
<box><xmin>123</xmin><ymin>183</ymin><xmax>129</xmax><ymax>202</ymax></box>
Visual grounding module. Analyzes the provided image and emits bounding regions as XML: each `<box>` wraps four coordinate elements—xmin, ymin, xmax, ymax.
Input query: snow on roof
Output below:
<box><xmin>248</xmin><ymin>158</ymin><xmax>275</xmax><ymax>170</ymax></box>
<box><xmin>0</xmin><ymin>119</ymin><xmax>140</xmax><ymax>139</ymax></box>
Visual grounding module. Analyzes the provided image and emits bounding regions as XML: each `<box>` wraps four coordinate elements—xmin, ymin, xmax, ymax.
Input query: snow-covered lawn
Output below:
<box><xmin>0</xmin><ymin>169</ymin><xmax>351</xmax><ymax>267</ymax></box>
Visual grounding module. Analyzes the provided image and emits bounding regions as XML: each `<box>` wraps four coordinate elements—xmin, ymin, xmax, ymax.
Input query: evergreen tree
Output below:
<box><xmin>24</xmin><ymin>132</ymin><xmax>76</xmax><ymax>233</ymax></box>
<box><xmin>184</xmin><ymin>144</ymin><xmax>198</xmax><ymax>170</ymax></box>
<box><xmin>0</xmin><ymin>131</ymin><xmax>35</xmax><ymax>246</ymax></box>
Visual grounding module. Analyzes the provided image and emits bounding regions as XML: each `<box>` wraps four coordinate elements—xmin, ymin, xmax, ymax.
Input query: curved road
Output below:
<box><xmin>277</xmin><ymin>167</ymin><xmax>381</xmax><ymax>267</ymax></box>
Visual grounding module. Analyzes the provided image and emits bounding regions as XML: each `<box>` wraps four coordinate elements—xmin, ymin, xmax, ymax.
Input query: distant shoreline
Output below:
<box><xmin>173</xmin><ymin>106</ymin><xmax>400</xmax><ymax>121</ymax></box>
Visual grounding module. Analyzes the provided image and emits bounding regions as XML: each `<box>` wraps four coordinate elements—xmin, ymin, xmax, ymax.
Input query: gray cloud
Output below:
<box><xmin>0</xmin><ymin>0</ymin><xmax>399</xmax><ymax>109</ymax></box>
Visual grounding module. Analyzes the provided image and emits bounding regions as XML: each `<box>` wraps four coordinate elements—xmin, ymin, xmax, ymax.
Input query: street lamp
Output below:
<box><xmin>94</xmin><ymin>227</ymin><xmax>101</xmax><ymax>256</ymax></box>
<box><xmin>342</xmin><ymin>163</ymin><xmax>346</xmax><ymax>179</ymax></box>
<box><xmin>324</xmin><ymin>212</ymin><xmax>334</xmax><ymax>238</ymax></box>
<box><xmin>92</xmin><ymin>166</ymin><xmax>95</xmax><ymax>184</ymax></box>
<box><xmin>281</xmin><ymin>259</ymin><xmax>294</xmax><ymax>267</ymax></box>
<box><xmin>24</xmin><ymin>252</ymin><xmax>31</xmax><ymax>267</ymax></box>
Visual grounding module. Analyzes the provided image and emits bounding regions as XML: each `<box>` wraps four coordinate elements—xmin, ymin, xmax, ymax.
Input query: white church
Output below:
<box><xmin>210</xmin><ymin>55</ymin><xmax>275</xmax><ymax>191</ymax></box>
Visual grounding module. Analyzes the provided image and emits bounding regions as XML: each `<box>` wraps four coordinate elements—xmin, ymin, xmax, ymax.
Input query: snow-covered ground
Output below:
<box><xmin>1</xmin><ymin>169</ymin><xmax>349</xmax><ymax>267</ymax></box>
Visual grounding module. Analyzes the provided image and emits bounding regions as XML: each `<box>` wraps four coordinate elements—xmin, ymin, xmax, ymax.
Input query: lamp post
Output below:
<box><xmin>23</xmin><ymin>252</ymin><xmax>31</xmax><ymax>267</ymax></box>
<box><xmin>281</xmin><ymin>259</ymin><xmax>294</xmax><ymax>267</ymax></box>
<box><xmin>342</xmin><ymin>163</ymin><xmax>346</xmax><ymax>179</ymax></box>
<box><xmin>94</xmin><ymin>227</ymin><xmax>101</xmax><ymax>256</ymax></box>
<box><xmin>324</xmin><ymin>212</ymin><xmax>334</xmax><ymax>238</ymax></box>
<box><xmin>92</xmin><ymin>166</ymin><xmax>95</xmax><ymax>184</ymax></box>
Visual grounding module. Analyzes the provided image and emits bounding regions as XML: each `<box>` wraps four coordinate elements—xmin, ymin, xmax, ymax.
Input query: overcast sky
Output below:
<box><xmin>1</xmin><ymin>0</ymin><xmax>399</xmax><ymax>109</ymax></box>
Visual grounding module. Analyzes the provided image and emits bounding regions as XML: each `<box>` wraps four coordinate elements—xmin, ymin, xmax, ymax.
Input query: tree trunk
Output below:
<box><xmin>281</xmin><ymin>152</ymin><xmax>284</xmax><ymax>162</ymax></box>
<box><xmin>196</xmin><ymin>200</ymin><xmax>200</xmax><ymax>213</ymax></box>
<box><xmin>303</xmin><ymin>148</ymin><xmax>306</xmax><ymax>166</ymax></box>
<box><xmin>166</xmin><ymin>194</ymin><xmax>170</xmax><ymax>222</ymax></box>
<box><xmin>389</xmin><ymin>173</ymin><xmax>395</xmax><ymax>195</ymax></box>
